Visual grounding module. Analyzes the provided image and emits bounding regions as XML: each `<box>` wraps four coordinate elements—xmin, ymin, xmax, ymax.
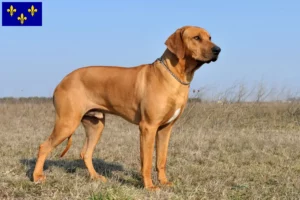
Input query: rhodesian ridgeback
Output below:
<box><xmin>32</xmin><ymin>25</ymin><xmax>221</xmax><ymax>190</ymax></box>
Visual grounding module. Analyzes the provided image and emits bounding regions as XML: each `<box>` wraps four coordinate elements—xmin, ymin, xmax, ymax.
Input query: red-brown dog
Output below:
<box><xmin>33</xmin><ymin>25</ymin><xmax>221</xmax><ymax>190</ymax></box>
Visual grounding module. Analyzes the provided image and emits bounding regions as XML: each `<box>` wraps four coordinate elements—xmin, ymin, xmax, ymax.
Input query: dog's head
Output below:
<box><xmin>165</xmin><ymin>26</ymin><xmax>221</xmax><ymax>64</ymax></box>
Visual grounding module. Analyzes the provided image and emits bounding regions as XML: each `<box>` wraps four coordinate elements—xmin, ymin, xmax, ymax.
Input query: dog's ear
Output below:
<box><xmin>165</xmin><ymin>28</ymin><xmax>186</xmax><ymax>59</ymax></box>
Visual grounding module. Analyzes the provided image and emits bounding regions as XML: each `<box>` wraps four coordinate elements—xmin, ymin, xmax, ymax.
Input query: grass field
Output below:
<box><xmin>0</xmin><ymin>98</ymin><xmax>299</xmax><ymax>199</ymax></box>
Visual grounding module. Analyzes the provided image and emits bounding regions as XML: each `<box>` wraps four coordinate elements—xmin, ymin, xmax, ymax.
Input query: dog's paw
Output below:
<box><xmin>91</xmin><ymin>173</ymin><xmax>107</xmax><ymax>183</ymax></box>
<box><xmin>160</xmin><ymin>181</ymin><xmax>173</xmax><ymax>187</ymax></box>
<box><xmin>145</xmin><ymin>185</ymin><xmax>160</xmax><ymax>191</ymax></box>
<box><xmin>33</xmin><ymin>174</ymin><xmax>46</xmax><ymax>184</ymax></box>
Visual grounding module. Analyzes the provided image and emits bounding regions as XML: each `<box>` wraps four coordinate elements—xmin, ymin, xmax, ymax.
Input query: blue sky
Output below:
<box><xmin>0</xmin><ymin>0</ymin><xmax>299</xmax><ymax>97</ymax></box>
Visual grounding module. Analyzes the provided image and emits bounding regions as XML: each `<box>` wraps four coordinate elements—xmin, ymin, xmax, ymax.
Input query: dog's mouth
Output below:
<box><xmin>208</xmin><ymin>55</ymin><xmax>218</xmax><ymax>63</ymax></box>
<box><xmin>211</xmin><ymin>57</ymin><xmax>218</xmax><ymax>62</ymax></box>
<box><xmin>203</xmin><ymin>57</ymin><xmax>217</xmax><ymax>64</ymax></box>
<box><xmin>196</xmin><ymin>54</ymin><xmax>219</xmax><ymax>64</ymax></box>
<box><xmin>198</xmin><ymin>54</ymin><xmax>219</xmax><ymax>64</ymax></box>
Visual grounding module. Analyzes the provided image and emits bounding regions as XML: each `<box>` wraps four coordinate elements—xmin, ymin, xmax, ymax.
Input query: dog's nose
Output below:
<box><xmin>212</xmin><ymin>45</ymin><xmax>221</xmax><ymax>55</ymax></box>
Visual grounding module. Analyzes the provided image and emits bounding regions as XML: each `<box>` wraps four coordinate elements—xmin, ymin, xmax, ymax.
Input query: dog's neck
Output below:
<box><xmin>159</xmin><ymin>49</ymin><xmax>204</xmax><ymax>84</ymax></box>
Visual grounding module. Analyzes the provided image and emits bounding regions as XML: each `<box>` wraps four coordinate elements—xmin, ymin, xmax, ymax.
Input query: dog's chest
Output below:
<box><xmin>161</xmin><ymin>90</ymin><xmax>188</xmax><ymax>125</ymax></box>
<box><xmin>165</xmin><ymin>108</ymin><xmax>181</xmax><ymax>124</ymax></box>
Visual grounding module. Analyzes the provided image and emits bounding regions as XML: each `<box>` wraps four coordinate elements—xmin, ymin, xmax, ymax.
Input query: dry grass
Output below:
<box><xmin>0</xmin><ymin>98</ymin><xmax>300</xmax><ymax>199</ymax></box>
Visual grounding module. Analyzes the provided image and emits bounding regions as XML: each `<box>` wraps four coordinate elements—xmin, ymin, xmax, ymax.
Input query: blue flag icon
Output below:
<box><xmin>2</xmin><ymin>2</ymin><xmax>42</xmax><ymax>26</ymax></box>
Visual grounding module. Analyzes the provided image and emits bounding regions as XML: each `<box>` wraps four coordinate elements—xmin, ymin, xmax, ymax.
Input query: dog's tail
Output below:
<box><xmin>60</xmin><ymin>135</ymin><xmax>73</xmax><ymax>158</ymax></box>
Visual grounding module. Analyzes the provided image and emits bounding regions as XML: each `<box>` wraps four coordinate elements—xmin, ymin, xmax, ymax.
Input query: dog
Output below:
<box><xmin>32</xmin><ymin>25</ymin><xmax>221</xmax><ymax>190</ymax></box>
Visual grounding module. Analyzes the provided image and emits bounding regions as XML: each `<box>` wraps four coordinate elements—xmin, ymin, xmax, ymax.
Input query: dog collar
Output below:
<box><xmin>157</xmin><ymin>57</ymin><xmax>190</xmax><ymax>86</ymax></box>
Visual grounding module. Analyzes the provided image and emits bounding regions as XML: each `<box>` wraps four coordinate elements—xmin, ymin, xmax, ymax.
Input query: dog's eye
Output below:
<box><xmin>193</xmin><ymin>36</ymin><xmax>200</xmax><ymax>40</ymax></box>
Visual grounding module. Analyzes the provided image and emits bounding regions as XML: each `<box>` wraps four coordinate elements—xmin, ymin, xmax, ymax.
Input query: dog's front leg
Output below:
<box><xmin>156</xmin><ymin>123</ymin><xmax>174</xmax><ymax>187</ymax></box>
<box><xmin>139</xmin><ymin>122</ymin><xmax>159</xmax><ymax>190</ymax></box>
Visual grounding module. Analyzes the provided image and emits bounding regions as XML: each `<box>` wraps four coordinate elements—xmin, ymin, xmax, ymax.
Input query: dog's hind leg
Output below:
<box><xmin>80</xmin><ymin>139</ymin><xmax>88</xmax><ymax>159</ymax></box>
<box><xmin>33</xmin><ymin>113</ymin><xmax>81</xmax><ymax>183</ymax></box>
<box><xmin>81</xmin><ymin>114</ymin><xmax>106</xmax><ymax>182</ymax></box>
<box><xmin>80</xmin><ymin>111</ymin><xmax>104</xmax><ymax>159</ymax></box>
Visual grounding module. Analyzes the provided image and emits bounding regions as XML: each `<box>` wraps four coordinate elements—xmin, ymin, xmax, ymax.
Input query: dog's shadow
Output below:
<box><xmin>20</xmin><ymin>158</ymin><xmax>143</xmax><ymax>188</ymax></box>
